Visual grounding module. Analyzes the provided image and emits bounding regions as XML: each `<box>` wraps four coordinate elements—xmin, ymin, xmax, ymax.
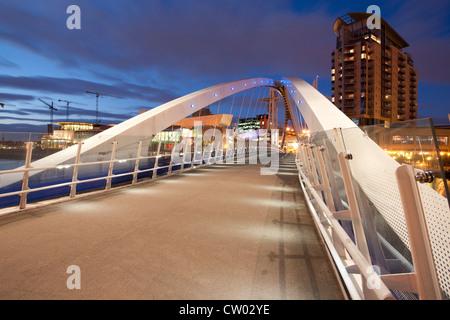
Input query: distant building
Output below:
<box><xmin>237</xmin><ymin>115</ymin><xmax>268</xmax><ymax>134</ymax></box>
<box><xmin>331</xmin><ymin>12</ymin><xmax>418</xmax><ymax>126</ymax></box>
<box><xmin>41</xmin><ymin>122</ymin><xmax>114</xmax><ymax>149</ymax></box>
<box><xmin>150</xmin><ymin>113</ymin><xmax>234</xmax><ymax>154</ymax></box>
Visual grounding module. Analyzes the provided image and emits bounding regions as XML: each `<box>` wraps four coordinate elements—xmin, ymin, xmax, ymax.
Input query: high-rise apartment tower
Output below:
<box><xmin>331</xmin><ymin>12</ymin><xmax>418</xmax><ymax>126</ymax></box>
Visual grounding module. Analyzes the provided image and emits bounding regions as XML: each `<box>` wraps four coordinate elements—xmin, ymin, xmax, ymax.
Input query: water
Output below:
<box><xmin>0</xmin><ymin>159</ymin><xmax>24</xmax><ymax>171</ymax></box>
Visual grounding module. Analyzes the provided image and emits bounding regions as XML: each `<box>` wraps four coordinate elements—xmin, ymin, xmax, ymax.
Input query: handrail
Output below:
<box><xmin>0</xmin><ymin>141</ymin><xmax>264</xmax><ymax>211</ymax></box>
<box><xmin>296</xmin><ymin>154</ymin><xmax>394</xmax><ymax>300</ymax></box>
<box><xmin>296</xmin><ymin>143</ymin><xmax>444</xmax><ymax>300</ymax></box>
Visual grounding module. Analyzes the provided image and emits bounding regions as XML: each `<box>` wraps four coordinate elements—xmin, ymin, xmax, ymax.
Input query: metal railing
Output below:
<box><xmin>0</xmin><ymin>140</ymin><xmax>263</xmax><ymax>212</ymax></box>
<box><xmin>296</xmin><ymin>143</ymin><xmax>443</xmax><ymax>300</ymax></box>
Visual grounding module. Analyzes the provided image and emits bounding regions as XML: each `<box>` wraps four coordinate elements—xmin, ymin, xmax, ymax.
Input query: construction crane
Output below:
<box><xmin>85</xmin><ymin>91</ymin><xmax>121</xmax><ymax>125</ymax></box>
<box><xmin>58</xmin><ymin>99</ymin><xmax>87</xmax><ymax>122</ymax></box>
<box><xmin>0</xmin><ymin>103</ymin><xmax>15</xmax><ymax>108</ymax></box>
<box><xmin>38</xmin><ymin>98</ymin><xmax>58</xmax><ymax>134</ymax></box>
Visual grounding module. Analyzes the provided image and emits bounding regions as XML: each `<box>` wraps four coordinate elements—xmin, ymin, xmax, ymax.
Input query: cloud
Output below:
<box><xmin>0</xmin><ymin>75</ymin><xmax>178</xmax><ymax>103</ymax></box>
<box><xmin>0</xmin><ymin>1</ymin><xmax>336</xmax><ymax>90</ymax></box>
<box><xmin>0</xmin><ymin>56</ymin><xmax>19</xmax><ymax>69</ymax></box>
<box><xmin>0</xmin><ymin>92</ymin><xmax>35</xmax><ymax>101</ymax></box>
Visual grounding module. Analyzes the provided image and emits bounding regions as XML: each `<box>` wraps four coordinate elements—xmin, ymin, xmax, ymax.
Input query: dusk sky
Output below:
<box><xmin>0</xmin><ymin>0</ymin><xmax>449</xmax><ymax>132</ymax></box>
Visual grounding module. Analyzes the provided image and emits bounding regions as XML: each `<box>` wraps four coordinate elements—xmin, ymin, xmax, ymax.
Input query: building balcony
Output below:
<box><xmin>398</xmin><ymin>82</ymin><xmax>406</xmax><ymax>88</ymax></box>
<box><xmin>398</xmin><ymin>89</ymin><xmax>406</xmax><ymax>95</ymax></box>
<box><xmin>398</xmin><ymin>95</ymin><xmax>406</xmax><ymax>101</ymax></box>
<box><xmin>383</xmin><ymin>52</ymin><xmax>392</xmax><ymax>60</ymax></box>
<box><xmin>399</xmin><ymin>75</ymin><xmax>406</xmax><ymax>81</ymax></box>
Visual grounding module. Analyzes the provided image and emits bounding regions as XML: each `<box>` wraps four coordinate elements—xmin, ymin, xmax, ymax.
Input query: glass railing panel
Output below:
<box><xmin>359</xmin><ymin>118</ymin><xmax>449</xmax><ymax>202</ymax></box>
<box><xmin>341</xmin><ymin>120</ymin><xmax>450</xmax><ymax>300</ymax></box>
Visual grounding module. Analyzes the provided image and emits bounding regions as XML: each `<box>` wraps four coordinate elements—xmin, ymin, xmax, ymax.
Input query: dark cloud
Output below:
<box><xmin>0</xmin><ymin>56</ymin><xmax>19</xmax><ymax>69</ymax></box>
<box><xmin>16</xmin><ymin>105</ymin><xmax>131</xmax><ymax>123</ymax></box>
<box><xmin>0</xmin><ymin>1</ymin><xmax>335</xmax><ymax>90</ymax></box>
<box><xmin>0</xmin><ymin>0</ymin><xmax>449</xmax><ymax>129</ymax></box>
<box><xmin>0</xmin><ymin>75</ymin><xmax>178</xmax><ymax>103</ymax></box>
<box><xmin>0</xmin><ymin>92</ymin><xmax>35</xmax><ymax>101</ymax></box>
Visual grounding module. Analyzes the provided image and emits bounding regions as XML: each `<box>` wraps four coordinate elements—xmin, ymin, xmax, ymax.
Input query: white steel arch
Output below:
<box><xmin>1</xmin><ymin>77</ymin><xmax>276</xmax><ymax>187</ymax></box>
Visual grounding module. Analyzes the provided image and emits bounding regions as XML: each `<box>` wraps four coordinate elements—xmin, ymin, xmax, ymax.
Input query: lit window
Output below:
<box><xmin>371</xmin><ymin>34</ymin><xmax>381</xmax><ymax>44</ymax></box>
<box><xmin>361</xmin><ymin>53</ymin><xmax>366</xmax><ymax>59</ymax></box>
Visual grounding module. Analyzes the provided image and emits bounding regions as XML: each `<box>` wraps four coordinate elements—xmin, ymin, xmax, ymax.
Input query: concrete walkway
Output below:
<box><xmin>0</xmin><ymin>155</ymin><xmax>344</xmax><ymax>300</ymax></box>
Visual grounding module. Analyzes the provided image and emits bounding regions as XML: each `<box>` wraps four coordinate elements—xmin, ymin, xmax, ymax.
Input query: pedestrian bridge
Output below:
<box><xmin>0</xmin><ymin>76</ymin><xmax>449</xmax><ymax>300</ymax></box>
<box><xmin>0</xmin><ymin>154</ymin><xmax>345</xmax><ymax>299</ymax></box>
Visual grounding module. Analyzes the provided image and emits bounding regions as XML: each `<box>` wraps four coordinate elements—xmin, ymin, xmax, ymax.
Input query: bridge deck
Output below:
<box><xmin>0</xmin><ymin>155</ymin><xmax>344</xmax><ymax>300</ymax></box>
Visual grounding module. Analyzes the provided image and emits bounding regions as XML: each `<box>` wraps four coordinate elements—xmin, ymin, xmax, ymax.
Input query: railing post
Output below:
<box><xmin>191</xmin><ymin>140</ymin><xmax>198</xmax><ymax>168</ymax></box>
<box><xmin>381</xmin><ymin>165</ymin><xmax>443</xmax><ymax>300</ymax></box>
<box><xmin>70</xmin><ymin>142</ymin><xmax>83</xmax><ymax>198</ymax></box>
<box><xmin>315</xmin><ymin>147</ymin><xmax>336</xmax><ymax>211</ymax></box>
<box><xmin>315</xmin><ymin>147</ymin><xmax>346</xmax><ymax>258</ymax></box>
<box><xmin>181</xmin><ymin>138</ymin><xmax>190</xmax><ymax>172</ymax></box>
<box><xmin>132</xmin><ymin>141</ymin><xmax>143</xmax><ymax>185</ymax></box>
<box><xmin>299</xmin><ymin>145</ymin><xmax>309</xmax><ymax>176</ymax></box>
<box><xmin>106</xmin><ymin>141</ymin><xmax>118</xmax><ymax>190</ymax></box>
<box><xmin>337</xmin><ymin>152</ymin><xmax>371</xmax><ymax>261</ymax></box>
<box><xmin>307</xmin><ymin>146</ymin><xmax>320</xmax><ymax>186</ymax></box>
<box><xmin>337</xmin><ymin>151</ymin><xmax>374</xmax><ymax>299</ymax></box>
<box><xmin>152</xmin><ymin>141</ymin><xmax>161</xmax><ymax>180</ymax></box>
<box><xmin>168</xmin><ymin>148</ymin><xmax>174</xmax><ymax>175</ymax></box>
<box><xmin>19</xmin><ymin>142</ymin><xmax>33</xmax><ymax>210</ymax></box>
